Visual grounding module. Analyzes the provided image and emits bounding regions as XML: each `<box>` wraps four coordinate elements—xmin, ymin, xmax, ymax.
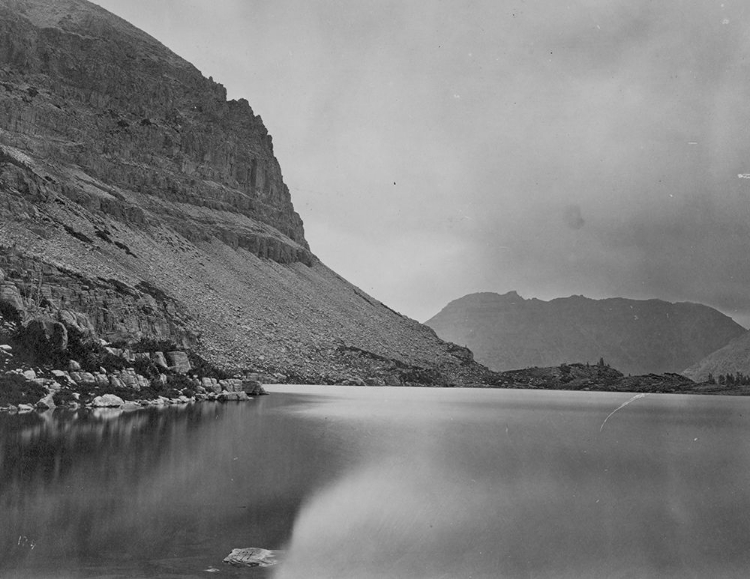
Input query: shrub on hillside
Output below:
<box><xmin>167</xmin><ymin>373</ymin><xmax>198</xmax><ymax>396</ymax></box>
<box><xmin>52</xmin><ymin>389</ymin><xmax>78</xmax><ymax>406</ymax></box>
<box><xmin>133</xmin><ymin>356</ymin><xmax>161</xmax><ymax>379</ymax></box>
<box><xmin>186</xmin><ymin>351</ymin><xmax>230</xmax><ymax>380</ymax></box>
<box><xmin>0</xmin><ymin>373</ymin><xmax>47</xmax><ymax>406</ymax></box>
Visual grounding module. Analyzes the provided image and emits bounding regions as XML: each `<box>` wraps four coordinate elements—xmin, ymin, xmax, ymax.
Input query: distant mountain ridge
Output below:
<box><xmin>425</xmin><ymin>292</ymin><xmax>746</xmax><ymax>375</ymax></box>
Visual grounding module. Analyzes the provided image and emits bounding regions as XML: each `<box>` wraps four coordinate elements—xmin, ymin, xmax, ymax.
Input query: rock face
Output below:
<box><xmin>425</xmin><ymin>292</ymin><xmax>746</xmax><ymax>376</ymax></box>
<box><xmin>0</xmin><ymin>0</ymin><xmax>494</xmax><ymax>385</ymax></box>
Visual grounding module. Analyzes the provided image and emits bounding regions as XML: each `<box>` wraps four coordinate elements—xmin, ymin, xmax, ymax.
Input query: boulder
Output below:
<box><xmin>243</xmin><ymin>378</ymin><xmax>267</xmax><ymax>396</ymax></box>
<box><xmin>78</xmin><ymin>372</ymin><xmax>96</xmax><ymax>385</ymax></box>
<box><xmin>68</xmin><ymin>360</ymin><xmax>81</xmax><ymax>371</ymax></box>
<box><xmin>365</xmin><ymin>377</ymin><xmax>386</xmax><ymax>386</ymax></box>
<box><xmin>218</xmin><ymin>391</ymin><xmax>249</xmax><ymax>402</ymax></box>
<box><xmin>220</xmin><ymin>378</ymin><xmax>242</xmax><ymax>392</ymax></box>
<box><xmin>384</xmin><ymin>375</ymin><xmax>402</xmax><ymax>386</ymax></box>
<box><xmin>109</xmin><ymin>375</ymin><xmax>125</xmax><ymax>389</ymax></box>
<box><xmin>0</xmin><ymin>282</ymin><xmax>24</xmax><ymax>314</ymax></box>
<box><xmin>151</xmin><ymin>351</ymin><xmax>168</xmax><ymax>369</ymax></box>
<box><xmin>17</xmin><ymin>403</ymin><xmax>34</xmax><ymax>412</ymax></box>
<box><xmin>36</xmin><ymin>393</ymin><xmax>56</xmax><ymax>410</ymax></box>
<box><xmin>118</xmin><ymin>369</ymin><xmax>139</xmax><ymax>388</ymax></box>
<box><xmin>22</xmin><ymin>317</ymin><xmax>68</xmax><ymax>354</ymax></box>
<box><xmin>51</xmin><ymin>369</ymin><xmax>71</xmax><ymax>382</ymax></box>
<box><xmin>205</xmin><ymin>379</ymin><xmax>222</xmax><ymax>393</ymax></box>
<box><xmin>166</xmin><ymin>351</ymin><xmax>191</xmax><ymax>373</ymax></box>
<box><xmin>91</xmin><ymin>394</ymin><xmax>125</xmax><ymax>407</ymax></box>
<box><xmin>57</xmin><ymin>310</ymin><xmax>95</xmax><ymax>337</ymax></box>
<box><xmin>22</xmin><ymin>369</ymin><xmax>36</xmax><ymax>380</ymax></box>
<box><xmin>223</xmin><ymin>548</ymin><xmax>283</xmax><ymax>568</ymax></box>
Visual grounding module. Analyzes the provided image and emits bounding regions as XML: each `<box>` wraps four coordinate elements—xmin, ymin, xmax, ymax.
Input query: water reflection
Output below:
<box><xmin>0</xmin><ymin>398</ymin><xmax>336</xmax><ymax>578</ymax></box>
<box><xmin>3</xmin><ymin>387</ymin><xmax>750</xmax><ymax>579</ymax></box>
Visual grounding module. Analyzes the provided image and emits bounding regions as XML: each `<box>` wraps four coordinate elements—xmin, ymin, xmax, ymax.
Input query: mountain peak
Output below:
<box><xmin>500</xmin><ymin>290</ymin><xmax>522</xmax><ymax>300</ymax></box>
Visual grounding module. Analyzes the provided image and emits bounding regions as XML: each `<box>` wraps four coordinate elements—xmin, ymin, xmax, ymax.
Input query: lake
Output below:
<box><xmin>2</xmin><ymin>386</ymin><xmax>750</xmax><ymax>578</ymax></box>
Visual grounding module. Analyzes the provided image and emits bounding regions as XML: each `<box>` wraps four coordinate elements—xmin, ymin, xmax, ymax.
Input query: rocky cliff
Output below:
<box><xmin>0</xmin><ymin>0</ymin><xmax>491</xmax><ymax>386</ymax></box>
<box><xmin>425</xmin><ymin>292</ymin><xmax>745</xmax><ymax>376</ymax></box>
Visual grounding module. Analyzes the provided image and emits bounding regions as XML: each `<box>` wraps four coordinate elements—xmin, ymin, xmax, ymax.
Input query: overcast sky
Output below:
<box><xmin>90</xmin><ymin>0</ymin><xmax>750</xmax><ymax>327</ymax></box>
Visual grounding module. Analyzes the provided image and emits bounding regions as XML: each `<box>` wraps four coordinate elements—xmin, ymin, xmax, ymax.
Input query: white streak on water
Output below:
<box><xmin>600</xmin><ymin>394</ymin><xmax>648</xmax><ymax>432</ymax></box>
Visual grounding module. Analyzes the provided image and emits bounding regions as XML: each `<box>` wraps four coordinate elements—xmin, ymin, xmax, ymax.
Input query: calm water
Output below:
<box><xmin>2</xmin><ymin>387</ymin><xmax>750</xmax><ymax>578</ymax></box>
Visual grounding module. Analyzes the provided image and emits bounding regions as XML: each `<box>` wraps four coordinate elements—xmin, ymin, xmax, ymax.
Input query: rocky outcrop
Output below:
<box><xmin>426</xmin><ymin>292</ymin><xmax>746</xmax><ymax>375</ymax></box>
<box><xmin>0</xmin><ymin>0</ymin><xmax>499</xmax><ymax>386</ymax></box>
<box><xmin>0</xmin><ymin>252</ymin><xmax>193</xmax><ymax>346</ymax></box>
<box><xmin>223</xmin><ymin>548</ymin><xmax>283</xmax><ymax>568</ymax></box>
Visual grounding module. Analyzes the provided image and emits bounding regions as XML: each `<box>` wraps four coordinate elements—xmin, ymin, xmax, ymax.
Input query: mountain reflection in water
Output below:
<box><xmin>0</xmin><ymin>397</ymin><xmax>340</xmax><ymax>578</ymax></box>
<box><xmin>2</xmin><ymin>387</ymin><xmax>750</xmax><ymax>578</ymax></box>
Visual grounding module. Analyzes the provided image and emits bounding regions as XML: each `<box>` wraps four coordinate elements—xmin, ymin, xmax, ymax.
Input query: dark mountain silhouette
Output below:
<box><xmin>425</xmin><ymin>291</ymin><xmax>745</xmax><ymax>376</ymax></box>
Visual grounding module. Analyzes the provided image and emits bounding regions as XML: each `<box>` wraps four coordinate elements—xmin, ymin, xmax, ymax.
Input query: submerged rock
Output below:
<box><xmin>223</xmin><ymin>547</ymin><xmax>284</xmax><ymax>567</ymax></box>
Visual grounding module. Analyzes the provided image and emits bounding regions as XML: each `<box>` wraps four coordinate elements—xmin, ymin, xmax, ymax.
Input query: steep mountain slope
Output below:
<box><xmin>0</xmin><ymin>0</ymin><xmax>489</xmax><ymax>385</ymax></box>
<box><xmin>425</xmin><ymin>292</ymin><xmax>745</xmax><ymax>375</ymax></box>
<box><xmin>682</xmin><ymin>332</ymin><xmax>750</xmax><ymax>381</ymax></box>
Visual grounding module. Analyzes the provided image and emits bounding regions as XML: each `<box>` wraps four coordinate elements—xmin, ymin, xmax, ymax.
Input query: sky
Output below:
<box><xmin>90</xmin><ymin>0</ymin><xmax>750</xmax><ymax>327</ymax></box>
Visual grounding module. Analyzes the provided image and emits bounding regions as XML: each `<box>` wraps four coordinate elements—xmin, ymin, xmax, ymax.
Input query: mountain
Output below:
<box><xmin>425</xmin><ymin>292</ymin><xmax>745</xmax><ymax>376</ymax></box>
<box><xmin>0</xmin><ymin>0</ymin><xmax>492</xmax><ymax>386</ymax></box>
<box><xmin>682</xmin><ymin>332</ymin><xmax>750</xmax><ymax>381</ymax></box>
